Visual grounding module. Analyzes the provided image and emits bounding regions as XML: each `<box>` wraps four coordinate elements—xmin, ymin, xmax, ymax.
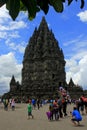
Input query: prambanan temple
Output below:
<box><xmin>3</xmin><ymin>17</ymin><xmax>84</xmax><ymax>99</ymax></box>
<box><xmin>21</xmin><ymin>17</ymin><xmax>66</xmax><ymax>98</ymax></box>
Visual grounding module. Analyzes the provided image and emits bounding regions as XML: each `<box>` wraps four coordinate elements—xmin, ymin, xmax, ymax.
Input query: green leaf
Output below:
<box><xmin>68</xmin><ymin>0</ymin><xmax>73</xmax><ymax>6</ymax></box>
<box><xmin>20</xmin><ymin>1</ymin><xmax>27</xmax><ymax>11</ymax></box>
<box><xmin>28</xmin><ymin>0</ymin><xmax>37</xmax><ymax>19</ymax></box>
<box><xmin>6</xmin><ymin>0</ymin><xmax>20</xmax><ymax>20</ymax></box>
<box><xmin>43</xmin><ymin>5</ymin><xmax>49</xmax><ymax>14</ymax></box>
<box><xmin>36</xmin><ymin>6</ymin><xmax>40</xmax><ymax>12</ymax></box>
<box><xmin>62</xmin><ymin>0</ymin><xmax>65</xmax><ymax>2</ymax></box>
<box><xmin>80</xmin><ymin>0</ymin><xmax>84</xmax><ymax>9</ymax></box>
<box><xmin>0</xmin><ymin>0</ymin><xmax>8</xmax><ymax>7</ymax></box>
<box><xmin>49</xmin><ymin>0</ymin><xmax>63</xmax><ymax>12</ymax></box>
<box><xmin>36</xmin><ymin>0</ymin><xmax>49</xmax><ymax>14</ymax></box>
<box><xmin>21</xmin><ymin>0</ymin><xmax>37</xmax><ymax>20</ymax></box>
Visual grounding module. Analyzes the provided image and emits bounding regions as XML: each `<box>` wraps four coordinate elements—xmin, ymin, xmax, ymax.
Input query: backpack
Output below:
<box><xmin>62</xmin><ymin>98</ymin><xmax>65</xmax><ymax>103</ymax></box>
<box><xmin>49</xmin><ymin>104</ymin><xmax>53</xmax><ymax>111</ymax></box>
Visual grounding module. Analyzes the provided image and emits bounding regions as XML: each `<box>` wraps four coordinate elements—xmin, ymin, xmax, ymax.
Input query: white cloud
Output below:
<box><xmin>0</xmin><ymin>53</ymin><xmax>22</xmax><ymax>94</ymax></box>
<box><xmin>77</xmin><ymin>10</ymin><xmax>87</xmax><ymax>22</ymax></box>
<box><xmin>0</xmin><ymin>5</ymin><xmax>10</xmax><ymax>23</ymax></box>
<box><xmin>16</xmin><ymin>43</ymin><xmax>26</xmax><ymax>53</ymax></box>
<box><xmin>0</xmin><ymin>21</ymin><xmax>27</xmax><ymax>31</ymax></box>
<box><xmin>0</xmin><ymin>7</ymin><xmax>27</xmax><ymax>95</ymax></box>
<box><xmin>0</xmin><ymin>31</ymin><xmax>20</xmax><ymax>40</ymax></box>
<box><xmin>0</xmin><ymin>5</ymin><xmax>27</xmax><ymax>55</ymax></box>
<box><xmin>5</xmin><ymin>40</ymin><xmax>26</xmax><ymax>53</ymax></box>
<box><xmin>9</xmin><ymin>21</ymin><xmax>27</xmax><ymax>30</ymax></box>
<box><xmin>0</xmin><ymin>32</ymin><xmax>7</xmax><ymax>39</ymax></box>
<box><xmin>66</xmin><ymin>54</ymin><xmax>87</xmax><ymax>90</ymax></box>
<box><xmin>64</xmin><ymin>34</ymin><xmax>87</xmax><ymax>90</ymax></box>
<box><xmin>8</xmin><ymin>31</ymin><xmax>20</xmax><ymax>38</ymax></box>
<box><xmin>0</xmin><ymin>5</ymin><xmax>27</xmax><ymax>31</ymax></box>
<box><xmin>64</xmin><ymin>34</ymin><xmax>85</xmax><ymax>47</ymax></box>
<box><xmin>64</xmin><ymin>35</ymin><xmax>87</xmax><ymax>60</ymax></box>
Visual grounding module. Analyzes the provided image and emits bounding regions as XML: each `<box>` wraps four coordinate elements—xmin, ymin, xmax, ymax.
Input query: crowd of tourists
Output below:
<box><xmin>45</xmin><ymin>87</ymin><xmax>87</xmax><ymax>126</ymax></box>
<box><xmin>25</xmin><ymin>86</ymin><xmax>87</xmax><ymax>126</ymax></box>
<box><xmin>1</xmin><ymin>86</ymin><xmax>87</xmax><ymax>127</ymax></box>
<box><xmin>1</xmin><ymin>98</ymin><xmax>15</xmax><ymax>111</ymax></box>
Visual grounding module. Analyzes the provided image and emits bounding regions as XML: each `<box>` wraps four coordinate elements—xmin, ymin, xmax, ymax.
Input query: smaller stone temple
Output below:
<box><xmin>67</xmin><ymin>78</ymin><xmax>83</xmax><ymax>99</ymax></box>
<box><xmin>9</xmin><ymin>75</ymin><xmax>21</xmax><ymax>97</ymax></box>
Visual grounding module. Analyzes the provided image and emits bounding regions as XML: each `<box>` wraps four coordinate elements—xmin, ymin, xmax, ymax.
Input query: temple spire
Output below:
<box><xmin>38</xmin><ymin>16</ymin><xmax>49</xmax><ymax>31</ymax></box>
<box><xmin>10</xmin><ymin>75</ymin><xmax>16</xmax><ymax>86</ymax></box>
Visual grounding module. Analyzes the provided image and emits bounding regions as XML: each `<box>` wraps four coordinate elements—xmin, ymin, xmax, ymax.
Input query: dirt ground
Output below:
<box><xmin>0</xmin><ymin>103</ymin><xmax>87</xmax><ymax>130</ymax></box>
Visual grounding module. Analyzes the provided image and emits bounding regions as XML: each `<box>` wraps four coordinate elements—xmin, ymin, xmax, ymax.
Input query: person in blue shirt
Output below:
<box><xmin>71</xmin><ymin>106</ymin><xmax>82</xmax><ymax>126</ymax></box>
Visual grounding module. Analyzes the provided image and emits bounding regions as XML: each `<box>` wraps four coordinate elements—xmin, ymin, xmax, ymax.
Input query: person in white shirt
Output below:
<box><xmin>11</xmin><ymin>99</ymin><xmax>15</xmax><ymax>111</ymax></box>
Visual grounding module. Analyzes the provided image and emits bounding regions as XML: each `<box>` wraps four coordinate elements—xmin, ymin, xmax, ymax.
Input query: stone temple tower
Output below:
<box><xmin>21</xmin><ymin>17</ymin><xmax>66</xmax><ymax>98</ymax></box>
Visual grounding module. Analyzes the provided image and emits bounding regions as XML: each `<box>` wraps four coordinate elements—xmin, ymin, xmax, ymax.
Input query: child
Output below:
<box><xmin>49</xmin><ymin>101</ymin><xmax>54</xmax><ymax>120</ymax></box>
<box><xmin>27</xmin><ymin>100</ymin><xmax>34</xmax><ymax>119</ymax></box>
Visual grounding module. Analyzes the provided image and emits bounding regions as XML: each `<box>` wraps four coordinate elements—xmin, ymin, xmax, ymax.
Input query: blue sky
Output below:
<box><xmin>0</xmin><ymin>1</ymin><xmax>87</xmax><ymax>95</ymax></box>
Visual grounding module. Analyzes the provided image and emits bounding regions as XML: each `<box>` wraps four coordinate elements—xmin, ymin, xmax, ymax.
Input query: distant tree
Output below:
<box><xmin>0</xmin><ymin>0</ymin><xmax>85</xmax><ymax>20</ymax></box>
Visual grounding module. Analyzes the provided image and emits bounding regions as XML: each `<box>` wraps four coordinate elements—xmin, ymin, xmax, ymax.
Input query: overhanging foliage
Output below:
<box><xmin>0</xmin><ymin>0</ymin><xmax>85</xmax><ymax>20</ymax></box>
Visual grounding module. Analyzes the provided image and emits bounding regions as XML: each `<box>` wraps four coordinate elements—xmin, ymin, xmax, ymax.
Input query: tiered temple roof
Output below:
<box><xmin>21</xmin><ymin>17</ymin><xmax>66</xmax><ymax>98</ymax></box>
